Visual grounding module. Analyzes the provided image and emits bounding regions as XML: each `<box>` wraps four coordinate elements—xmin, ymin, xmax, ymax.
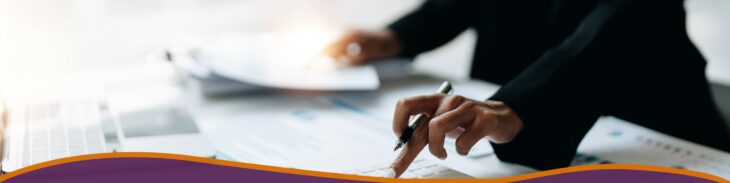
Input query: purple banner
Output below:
<box><xmin>1</xmin><ymin>157</ymin><xmax>722</xmax><ymax>183</ymax></box>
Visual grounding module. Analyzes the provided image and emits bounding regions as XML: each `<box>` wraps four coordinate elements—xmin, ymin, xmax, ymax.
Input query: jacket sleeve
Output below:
<box><xmin>487</xmin><ymin>0</ymin><xmax>672</xmax><ymax>170</ymax></box>
<box><xmin>387</xmin><ymin>0</ymin><xmax>477</xmax><ymax>58</ymax></box>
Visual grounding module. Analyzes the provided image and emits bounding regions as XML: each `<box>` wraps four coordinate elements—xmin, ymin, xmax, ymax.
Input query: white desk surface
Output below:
<box><xmin>181</xmin><ymin>73</ymin><xmax>730</xmax><ymax>178</ymax></box>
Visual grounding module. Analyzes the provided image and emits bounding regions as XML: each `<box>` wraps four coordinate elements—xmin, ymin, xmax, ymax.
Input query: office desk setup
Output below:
<box><xmin>179</xmin><ymin>70</ymin><xmax>730</xmax><ymax>178</ymax></box>
<box><xmin>3</xmin><ymin>1</ymin><xmax>730</xmax><ymax>182</ymax></box>
<box><xmin>0</xmin><ymin>61</ymin><xmax>728</xmax><ymax>179</ymax></box>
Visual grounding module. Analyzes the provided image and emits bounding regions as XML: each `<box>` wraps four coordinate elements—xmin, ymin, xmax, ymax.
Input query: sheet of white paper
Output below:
<box><xmin>199</xmin><ymin>96</ymin><xmax>395</xmax><ymax>169</ymax></box>
<box><xmin>196</xmin><ymin>80</ymin><xmax>499</xmax><ymax>171</ymax></box>
<box><xmin>209</xmin><ymin>57</ymin><xmax>379</xmax><ymax>91</ymax></box>
<box><xmin>578</xmin><ymin>116</ymin><xmax>730</xmax><ymax>178</ymax></box>
<box><xmin>194</xmin><ymin>32</ymin><xmax>380</xmax><ymax>91</ymax></box>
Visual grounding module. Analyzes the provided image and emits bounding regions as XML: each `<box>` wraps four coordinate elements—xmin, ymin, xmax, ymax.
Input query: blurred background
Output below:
<box><xmin>0</xmin><ymin>0</ymin><xmax>729</xmax><ymax>125</ymax></box>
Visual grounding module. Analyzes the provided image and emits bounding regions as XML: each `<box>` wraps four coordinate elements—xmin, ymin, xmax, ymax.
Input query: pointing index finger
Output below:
<box><xmin>388</xmin><ymin>115</ymin><xmax>429</xmax><ymax>178</ymax></box>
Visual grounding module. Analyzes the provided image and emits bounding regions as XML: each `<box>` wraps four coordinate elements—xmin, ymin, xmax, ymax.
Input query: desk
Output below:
<box><xmin>181</xmin><ymin>73</ymin><xmax>730</xmax><ymax>178</ymax></box>
<box><xmin>4</xmin><ymin>63</ymin><xmax>727</xmax><ymax>178</ymax></box>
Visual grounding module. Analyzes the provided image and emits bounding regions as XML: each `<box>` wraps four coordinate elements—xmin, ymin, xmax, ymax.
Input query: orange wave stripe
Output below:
<box><xmin>0</xmin><ymin>152</ymin><xmax>726</xmax><ymax>183</ymax></box>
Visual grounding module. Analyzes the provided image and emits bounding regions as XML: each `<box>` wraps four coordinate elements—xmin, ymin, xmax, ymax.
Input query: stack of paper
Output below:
<box><xmin>166</xmin><ymin>32</ymin><xmax>382</xmax><ymax>94</ymax></box>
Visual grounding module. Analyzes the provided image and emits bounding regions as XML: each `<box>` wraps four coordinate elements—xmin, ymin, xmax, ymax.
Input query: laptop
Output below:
<box><xmin>0</xmin><ymin>94</ymin><xmax>215</xmax><ymax>173</ymax></box>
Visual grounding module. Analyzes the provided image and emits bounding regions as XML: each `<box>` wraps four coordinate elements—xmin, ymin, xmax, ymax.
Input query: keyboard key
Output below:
<box><xmin>21</xmin><ymin>100</ymin><xmax>108</xmax><ymax>167</ymax></box>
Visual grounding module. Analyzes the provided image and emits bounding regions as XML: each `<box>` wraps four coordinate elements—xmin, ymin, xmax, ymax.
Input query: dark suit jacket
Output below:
<box><xmin>389</xmin><ymin>0</ymin><xmax>729</xmax><ymax>170</ymax></box>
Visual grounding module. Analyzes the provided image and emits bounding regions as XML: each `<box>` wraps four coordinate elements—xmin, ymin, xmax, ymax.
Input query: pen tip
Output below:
<box><xmin>393</xmin><ymin>141</ymin><xmax>404</xmax><ymax>151</ymax></box>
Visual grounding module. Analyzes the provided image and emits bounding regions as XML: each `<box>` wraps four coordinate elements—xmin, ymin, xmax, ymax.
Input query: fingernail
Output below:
<box><xmin>383</xmin><ymin>168</ymin><xmax>396</xmax><ymax>178</ymax></box>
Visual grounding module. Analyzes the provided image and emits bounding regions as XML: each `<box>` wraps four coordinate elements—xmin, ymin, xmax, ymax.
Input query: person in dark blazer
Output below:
<box><xmin>326</xmin><ymin>0</ymin><xmax>730</xmax><ymax>177</ymax></box>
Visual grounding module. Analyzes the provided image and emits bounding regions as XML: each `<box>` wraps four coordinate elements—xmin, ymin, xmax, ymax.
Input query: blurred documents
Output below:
<box><xmin>166</xmin><ymin>32</ymin><xmax>380</xmax><ymax>93</ymax></box>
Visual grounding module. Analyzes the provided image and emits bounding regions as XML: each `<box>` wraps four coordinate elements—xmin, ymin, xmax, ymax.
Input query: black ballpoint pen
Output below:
<box><xmin>393</xmin><ymin>81</ymin><xmax>453</xmax><ymax>151</ymax></box>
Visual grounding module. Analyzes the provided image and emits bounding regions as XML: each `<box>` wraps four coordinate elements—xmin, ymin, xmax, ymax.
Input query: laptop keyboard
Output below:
<box><xmin>22</xmin><ymin>101</ymin><xmax>106</xmax><ymax>166</ymax></box>
<box><xmin>341</xmin><ymin>158</ymin><xmax>471</xmax><ymax>178</ymax></box>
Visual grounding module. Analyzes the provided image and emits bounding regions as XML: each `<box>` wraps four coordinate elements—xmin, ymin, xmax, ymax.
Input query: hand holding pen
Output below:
<box><xmin>385</xmin><ymin>81</ymin><xmax>525</xmax><ymax>178</ymax></box>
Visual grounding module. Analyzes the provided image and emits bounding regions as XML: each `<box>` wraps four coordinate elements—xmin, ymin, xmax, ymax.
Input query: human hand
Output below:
<box><xmin>324</xmin><ymin>30</ymin><xmax>402</xmax><ymax>66</ymax></box>
<box><xmin>385</xmin><ymin>94</ymin><xmax>524</xmax><ymax>178</ymax></box>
